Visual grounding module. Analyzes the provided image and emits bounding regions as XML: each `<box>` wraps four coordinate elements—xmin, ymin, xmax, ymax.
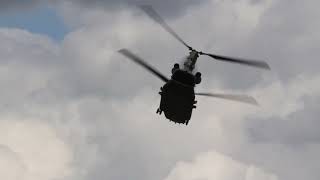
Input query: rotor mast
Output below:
<box><xmin>184</xmin><ymin>49</ymin><xmax>199</xmax><ymax>72</ymax></box>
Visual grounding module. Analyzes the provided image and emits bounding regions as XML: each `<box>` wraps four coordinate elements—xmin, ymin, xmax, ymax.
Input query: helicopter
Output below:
<box><xmin>118</xmin><ymin>5</ymin><xmax>270</xmax><ymax>125</ymax></box>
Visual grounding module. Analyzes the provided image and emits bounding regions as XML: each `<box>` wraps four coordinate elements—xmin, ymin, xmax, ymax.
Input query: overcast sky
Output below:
<box><xmin>0</xmin><ymin>0</ymin><xmax>319</xmax><ymax>180</ymax></box>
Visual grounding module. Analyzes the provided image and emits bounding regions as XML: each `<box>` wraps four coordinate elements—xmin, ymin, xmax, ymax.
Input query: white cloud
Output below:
<box><xmin>0</xmin><ymin>118</ymin><xmax>74</xmax><ymax>180</ymax></box>
<box><xmin>164</xmin><ymin>151</ymin><xmax>277</xmax><ymax>180</ymax></box>
<box><xmin>0</xmin><ymin>145</ymin><xmax>25</xmax><ymax>180</ymax></box>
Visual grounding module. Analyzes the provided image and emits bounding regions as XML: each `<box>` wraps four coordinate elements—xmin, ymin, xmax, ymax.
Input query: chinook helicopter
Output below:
<box><xmin>118</xmin><ymin>5</ymin><xmax>270</xmax><ymax>125</ymax></box>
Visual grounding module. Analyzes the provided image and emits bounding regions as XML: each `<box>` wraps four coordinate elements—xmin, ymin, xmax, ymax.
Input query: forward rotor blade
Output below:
<box><xmin>195</xmin><ymin>92</ymin><xmax>259</xmax><ymax>105</ymax></box>
<box><xmin>201</xmin><ymin>52</ymin><xmax>270</xmax><ymax>70</ymax></box>
<box><xmin>118</xmin><ymin>49</ymin><xmax>169</xmax><ymax>82</ymax></box>
<box><xmin>140</xmin><ymin>5</ymin><xmax>192</xmax><ymax>50</ymax></box>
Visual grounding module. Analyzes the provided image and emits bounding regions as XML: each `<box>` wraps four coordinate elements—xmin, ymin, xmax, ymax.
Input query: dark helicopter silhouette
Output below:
<box><xmin>118</xmin><ymin>5</ymin><xmax>270</xmax><ymax>125</ymax></box>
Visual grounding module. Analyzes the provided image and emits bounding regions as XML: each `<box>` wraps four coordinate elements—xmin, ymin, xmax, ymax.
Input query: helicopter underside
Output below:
<box><xmin>157</xmin><ymin>80</ymin><xmax>196</xmax><ymax>125</ymax></box>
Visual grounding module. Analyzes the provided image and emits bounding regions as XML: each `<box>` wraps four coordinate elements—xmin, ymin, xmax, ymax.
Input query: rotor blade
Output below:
<box><xmin>140</xmin><ymin>5</ymin><xmax>192</xmax><ymax>50</ymax></box>
<box><xmin>201</xmin><ymin>52</ymin><xmax>270</xmax><ymax>70</ymax></box>
<box><xmin>195</xmin><ymin>92</ymin><xmax>259</xmax><ymax>105</ymax></box>
<box><xmin>118</xmin><ymin>49</ymin><xmax>169</xmax><ymax>82</ymax></box>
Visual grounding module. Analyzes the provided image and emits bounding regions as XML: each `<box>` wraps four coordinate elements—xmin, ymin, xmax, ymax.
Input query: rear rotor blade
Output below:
<box><xmin>195</xmin><ymin>92</ymin><xmax>259</xmax><ymax>105</ymax></box>
<box><xmin>140</xmin><ymin>5</ymin><xmax>192</xmax><ymax>50</ymax></box>
<box><xmin>118</xmin><ymin>49</ymin><xmax>169</xmax><ymax>82</ymax></box>
<box><xmin>201</xmin><ymin>52</ymin><xmax>270</xmax><ymax>70</ymax></box>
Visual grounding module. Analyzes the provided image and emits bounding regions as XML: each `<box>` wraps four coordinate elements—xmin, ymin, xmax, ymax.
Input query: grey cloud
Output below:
<box><xmin>0</xmin><ymin>0</ymin><xmax>44</xmax><ymax>11</ymax></box>
<box><xmin>247</xmin><ymin>96</ymin><xmax>320</xmax><ymax>145</ymax></box>
<box><xmin>0</xmin><ymin>0</ymin><xmax>208</xmax><ymax>18</ymax></box>
<box><xmin>60</xmin><ymin>0</ymin><xmax>209</xmax><ymax>17</ymax></box>
<box><xmin>245</xmin><ymin>0</ymin><xmax>320</xmax><ymax>80</ymax></box>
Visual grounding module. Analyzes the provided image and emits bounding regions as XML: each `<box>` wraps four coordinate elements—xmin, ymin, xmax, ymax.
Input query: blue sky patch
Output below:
<box><xmin>0</xmin><ymin>6</ymin><xmax>68</xmax><ymax>41</ymax></box>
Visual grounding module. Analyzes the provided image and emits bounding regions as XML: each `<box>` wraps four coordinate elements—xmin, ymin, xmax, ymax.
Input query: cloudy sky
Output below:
<box><xmin>0</xmin><ymin>0</ymin><xmax>319</xmax><ymax>180</ymax></box>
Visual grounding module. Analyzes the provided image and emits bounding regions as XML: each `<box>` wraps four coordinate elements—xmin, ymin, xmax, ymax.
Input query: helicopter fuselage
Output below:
<box><xmin>157</xmin><ymin>69</ymin><xmax>197</xmax><ymax>125</ymax></box>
